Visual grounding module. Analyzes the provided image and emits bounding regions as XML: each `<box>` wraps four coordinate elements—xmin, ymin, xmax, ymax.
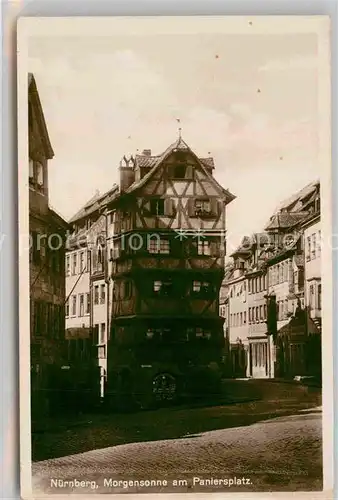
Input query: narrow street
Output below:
<box><xmin>33</xmin><ymin>406</ymin><xmax>322</xmax><ymax>494</ymax></box>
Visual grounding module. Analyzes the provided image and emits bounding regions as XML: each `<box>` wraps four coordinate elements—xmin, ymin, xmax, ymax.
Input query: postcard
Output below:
<box><xmin>17</xmin><ymin>16</ymin><xmax>333</xmax><ymax>498</ymax></box>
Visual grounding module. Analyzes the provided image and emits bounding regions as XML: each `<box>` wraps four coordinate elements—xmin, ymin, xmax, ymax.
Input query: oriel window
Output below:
<box><xmin>100</xmin><ymin>284</ymin><xmax>105</xmax><ymax>304</ymax></box>
<box><xmin>36</xmin><ymin>162</ymin><xmax>44</xmax><ymax>189</ymax></box>
<box><xmin>197</xmin><ymin>240</ymin><xmax>210</xmax><ymax>256</ymax></box>
<box><xmin>94</xmin><ymin>285</ymin><xmax>99</xmax><ymax>305</ymax></box>
<box><xmin>148</xmin><ymin>237</ymin><xmax>170</xmax><ymax>254</ymax></box>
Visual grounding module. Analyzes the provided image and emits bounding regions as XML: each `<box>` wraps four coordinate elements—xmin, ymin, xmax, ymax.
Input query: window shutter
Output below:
<box><xmin>186</xmin><ymin>165</ymin><xmax>193</xmax><ymax>179</ymax></box>
<box><xmin>164</xmin><ymin>198</ymin><xmax>175</xmax><ymax>217</ymax></box>
<box><xmin>187</xmin><ymin>198</ymin><xmax>195</xmax><ymax>217</ymax></box>
<box><xmin>210</xmin><ymin>241</ymin><xmax>217</xmax><ymax>256</ymax></box>
<box><xmin>210</xmin><ymin>198</ymin><xmax>218</xmax><ymax>216</ymax></box>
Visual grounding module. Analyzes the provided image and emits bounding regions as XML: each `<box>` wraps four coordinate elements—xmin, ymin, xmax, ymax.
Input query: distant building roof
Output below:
<box><xmin>265</xmin><ymin>211</ymin><xmax>308</xmax><ymax>231</ymax></box>
<box><xmin>69</xmin><ymin>184</ymin><xmax>118</xmax><ymax>223</ymax></box>
<box><xmin>273</xmin><ymin>180</ymin><xmax>319</xmax><ymax>214</ymax></box>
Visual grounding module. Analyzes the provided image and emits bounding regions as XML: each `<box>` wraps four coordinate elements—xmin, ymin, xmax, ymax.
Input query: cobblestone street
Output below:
<box><xmin>33</xmin><ymin>406</ymin><xmax>322</xmax><ymax>494</ymax></box>
<box><xmin>32</xmin><ymin>380</ymin><xmax>321</xmax><ymax>462</ymax></box>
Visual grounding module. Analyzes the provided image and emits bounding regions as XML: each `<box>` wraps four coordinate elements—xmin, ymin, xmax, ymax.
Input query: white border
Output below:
<box><xmin>17</xmin><ymin>15</ymin><xmax>333</xmax><ymax>499</ymax></box>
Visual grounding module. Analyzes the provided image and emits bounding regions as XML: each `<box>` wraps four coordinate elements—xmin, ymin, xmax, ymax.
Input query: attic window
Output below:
<box><xmin>173</xmin><ymin>164</ymin><xmax>187</xmax><ymax>179</ymax></box>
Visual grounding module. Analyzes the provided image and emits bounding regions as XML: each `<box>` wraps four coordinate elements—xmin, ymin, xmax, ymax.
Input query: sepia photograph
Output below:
<box><xmin>17</xmin><ymin>16</ymin><xmax>332</xmax><ymax>497</ymax></box>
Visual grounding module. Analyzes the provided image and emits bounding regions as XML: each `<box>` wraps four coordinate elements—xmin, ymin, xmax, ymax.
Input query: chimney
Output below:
<box><xmin>119</xmin><ymin>155</ymin><xmax>135</xmax><ymax>192</ymax></box>
<box><xmin>142</xmin><ymin>149</ymin><xmax>152</xmax><ymax>156</ymax></box>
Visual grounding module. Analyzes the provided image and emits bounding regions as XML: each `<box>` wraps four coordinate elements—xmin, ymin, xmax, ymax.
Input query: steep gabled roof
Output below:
<box><xmin>273</xmin><ymin>180</ymin><xmax>319</xmax><ymax>214</ymax></box>
<box><xmin>69</xmin><ymin>184</ymin><xmax>118</xmax><ymax>224</ymax></box>
<box><xmin>28</xmin><ymin>73</ymin><xmax>54</xmax><ymax>159</ymax></box>
<box><xmin>265</xmin><ymin>211</ymin><xmax>308</xmax><ymax>231</ymax></box>
<box><xmin>124</xmin><ymin>136</ymin><xmax>235</xmax><ymax>204</ymax></box>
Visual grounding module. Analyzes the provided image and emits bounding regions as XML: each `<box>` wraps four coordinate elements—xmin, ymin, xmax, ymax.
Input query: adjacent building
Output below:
<box><xmin>29</xmin><ymin>74</ymin><xmax>69</xmax><ymax>417</ymax></box>
<box><xmin>65</xmin><ymin>186</ymin><xmax>118</xmax><ymax>394</ymax></box>
<box><xmin>221</xmin><ymin>180</ymin><xmax>321</xmax><ymax>380</ymax></box>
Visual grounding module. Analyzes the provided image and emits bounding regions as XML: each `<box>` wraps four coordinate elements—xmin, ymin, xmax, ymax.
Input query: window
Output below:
<box><xmin>244</xmin><ymin>311</ymin><xmax>247</xmax><ymax>324</ymax></box>
<box><xmin>311</xmin><ymin>233</ymin><xmax>316</xmax><ymax>259</ymax></box>
<box><xmin>29</xmin><ymin>158</ymin><xmax>34</xmax><ymax>182</ymax></box>
<box><xmin>240</xmin><ymin>312</ymin><xmax>243</xmax><ymax>326</ymax></box>
<box><xmin>259</xmin><ymin>305</ymin><xmax>263</xmax><ymax>321</ymax></box>
<box><xmin>124</xmin><ymin>281</ymin><xmax>132</xmax><ymax>298</ymax></box>
<box><xmin>98</xmin><ymin>246</ymin><xmax>102</xmax><ymax>264</ymax></box>
<box><xmin>193</xmin><ymin>280</ymin><xmax>201</xmax><ymax>292</ymax></box>
<box><xmin>198</xmin><ymin>240</ymin><xmax>210</xmax><ymax>256</ymax></box>
<box><xmin>65</xmin><ymin>301</ymin><xmax>69</xmax><ymax>317</ymax></box>
<box><xmin>72</xmin><ymin>295</ymin><xmax>77</xmax><ymax>316</ymax></box>
<box><xmin>36</xmin><ymin>162</ymin><xmax>44</xmax><ymax>188</ymax></box>
<box><xmin>248</xmin><ymin>280</ymin><xmax>251</xmax><ymax>294</ymax></box>
<box><xmin>249</xmin><ymin>308</ymin><xmax>252</xmax><ymax>324</ymax></box>
<box><xmin>173</xmin><ymin>164</ymin><xmax>187</xmax><ymax>179</ymax></box>
<box><xmin>307</xmin><ymin>236</ymin><xmax>311</xmax><ymax>261</ymax></box>
<box><xmin>150</xmin><ymin>199</ymin><xmax>165</xmax><ymax>216</ymax></box>
<box><xmin>100</xmin><ymin>284</ymin><xmax>105</xmax><ymax>304</ymax></box>
<box><xmin>72</xmin><ymin>253</ymin><xmax>77</xmax><ymax>275</ymax></box>
<box><xmin>148</xmin><ymin>238</ymin><xmax>170</xmax><ymax>254</ymax></box>
<box><xmin>94</xmin><ymin>285</ymin><xmax>99</xmax><ymax>305</ymax></box>
<box><xmin>66</xmin><ymin>256</ymin><xmax>70</xmax><ymax>276</ymax></box>
<box><xmin>79</xmin><ymin>294</ymin><xmax>84</xmax><ymax>316</ymax></box>
<box><xmin>280</xmin><ymin>264</ymin><xmax>284</xmax><ymax>282</ymax></box>
<box><xmin>100</xmin><ymin>323</ymin><xmax>106</xmax><ymax>344</ymax></box>
<box><xmin>98</xmin><ymin>346</ymin><xmax>106</xmax><ymax>359</ymax></box>
<box><xmin>86</xmin><ymin>292</ymin><xmax>90</xmax><ymax>314</ymax></box>
<box><xmin>80</xmin><ymin>252</ymin><xmax>85</xmax><ymax>272</ymax></box>
<box><xmin>196</xmin><ymin>328</ymin><xmax>211</xmax><ymax>340</ymax></box>
<box><xmin>318</xmin><ymin>284</ymin><xmax>322</xmax><ymax>310</ymax></box>
<box><xmin>153</xmin><ymin>279</ymin><xmax>173</xmax><ymax>296</ymax></box>
<box><xmin>87</xmin><ymin>251</ymin><xmax>91</xmax><ymax>271</ymax></box>
<box><xmin>318</xmin><ymin>230</ymin><xmax>321</xmax><ymax>257</ymax></box>
<box><xmin>256</xmin><ymin>307</ymin><xmax>259</xmax><ymax>323</ymax></box>
<box><xmin>264</xmin><ymin>304</ymin><xmax>267</xmax><ymax>320</ymax></box>
<box><xmin>309</xmin><ymin>284</ymin><xmax>314</xmax><ymax>309</ymax></box>
<box><xmin>195</xmin><ymin>199</ymin><xmax>211</xmax><ymax>215</ymax></box>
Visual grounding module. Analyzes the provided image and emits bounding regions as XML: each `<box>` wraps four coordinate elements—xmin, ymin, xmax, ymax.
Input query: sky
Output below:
<box><xmin>28</xmin><ymin>30</ymin><xmax>320</xmax><ymax>252</ymax></box>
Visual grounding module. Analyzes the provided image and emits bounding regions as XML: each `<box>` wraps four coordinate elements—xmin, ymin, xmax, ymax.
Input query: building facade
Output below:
<box><xmin>65</xmin><ymin>186</ymin><xmax>118</xmax><ymax>395</ymax></box>
<box><xmin>106</xmin><ymin>137</ymin><xmax>235</xmax><ymax>407</ymax></box>
<box><xmin>221</xmin><ymin>181</ymin><xmax>321</xmax><ymax>380</ymax></box>
<box><xmin>29</xmin><ymin>74</ymin><xmax>69</xmax><ymax>417</ymax></box>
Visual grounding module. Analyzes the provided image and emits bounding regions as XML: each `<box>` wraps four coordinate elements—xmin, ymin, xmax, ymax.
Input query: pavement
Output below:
<box><xmin>32</xmin><ymin>406</ymin><xmax>322</xmax><ymax>495</ymax></box>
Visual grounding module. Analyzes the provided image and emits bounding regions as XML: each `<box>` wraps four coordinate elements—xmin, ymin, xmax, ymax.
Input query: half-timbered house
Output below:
<box><xmin>106</xmin><ymin>136</ymin><xmax>235</xmax><ymax>407</ymax></box>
